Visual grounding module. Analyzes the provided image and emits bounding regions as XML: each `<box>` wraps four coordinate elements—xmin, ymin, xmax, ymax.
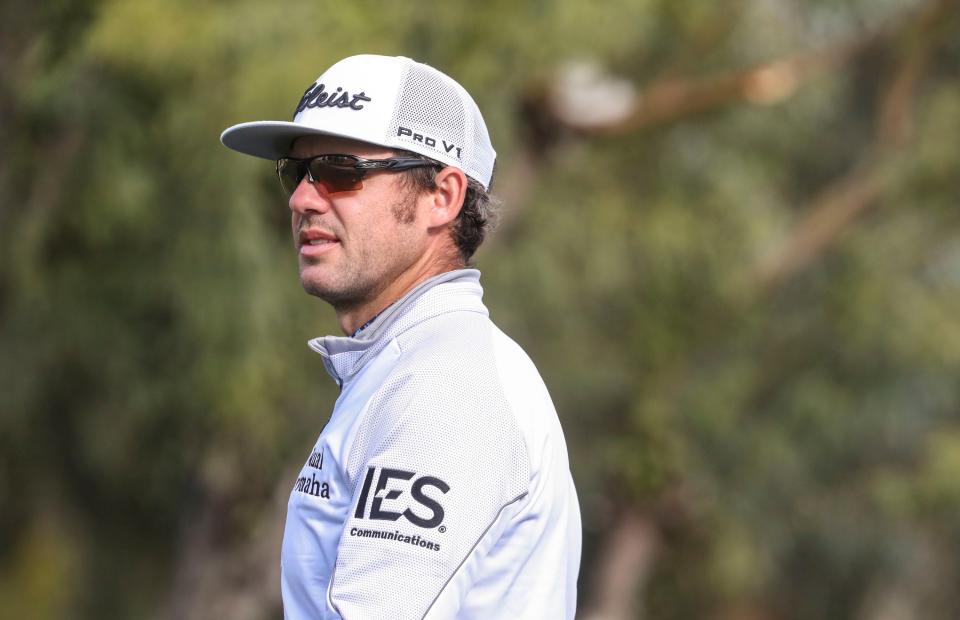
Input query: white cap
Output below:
<box><xmin>221</xmin><ymin>54</ymin><xmax>496</xmax><ymax>190</ymax></box>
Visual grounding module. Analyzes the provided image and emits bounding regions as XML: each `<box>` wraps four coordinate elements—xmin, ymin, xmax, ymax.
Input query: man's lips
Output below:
<box><xmin>298</xmin><ymin>229</ymin><xmax>339</xmax><ymax>256</ymax></box>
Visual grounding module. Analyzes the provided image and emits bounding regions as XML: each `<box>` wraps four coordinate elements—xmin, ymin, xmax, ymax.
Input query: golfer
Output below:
<box><xmin>221</xmin><ymin>54</ymin><xmax>581</xmax><ymax>620</ymax></box>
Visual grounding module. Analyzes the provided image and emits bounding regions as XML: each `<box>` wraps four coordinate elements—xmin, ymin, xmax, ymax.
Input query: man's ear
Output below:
<box><xmin>426</xmin><ymin>167</ymin><xmax>468</xmax><ymax>228</ymax></box>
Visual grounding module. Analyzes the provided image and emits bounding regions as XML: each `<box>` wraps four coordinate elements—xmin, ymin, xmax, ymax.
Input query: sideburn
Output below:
<box><xmin>391</xmin><ymin>189</ymin><xmax>419</xmax><ymax>225</ymax></box>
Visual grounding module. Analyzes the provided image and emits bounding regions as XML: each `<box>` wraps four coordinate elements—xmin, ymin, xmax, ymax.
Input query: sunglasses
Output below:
<box><xmin>276</xmin><ymin>154</ymin><xmax>439</xmax><ymax>195</ymax></box>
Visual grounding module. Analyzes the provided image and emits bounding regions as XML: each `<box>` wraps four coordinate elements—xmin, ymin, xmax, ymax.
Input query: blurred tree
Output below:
<box><xmin>1</xmin><ymin>0</ymin><xmax>958</xmax><ymax>619</ymax></box>
<box><xmin>487</xmin><ymin>1</ymin><xmax>960</xmax><ymax>618</ymax></box>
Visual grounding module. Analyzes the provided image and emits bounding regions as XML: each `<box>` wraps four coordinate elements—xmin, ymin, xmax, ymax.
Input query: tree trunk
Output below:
<box><xmin>581</xmin><ymin>508</ymin><xmax>661</xmax><ymax>620</ymax></box>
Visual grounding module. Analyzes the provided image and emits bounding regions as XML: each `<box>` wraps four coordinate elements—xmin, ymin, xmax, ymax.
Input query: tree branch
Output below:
<box><xmin>755</xmin><ymin>0</ymin><xmax>955</xmax><ymax>288</ymax></box>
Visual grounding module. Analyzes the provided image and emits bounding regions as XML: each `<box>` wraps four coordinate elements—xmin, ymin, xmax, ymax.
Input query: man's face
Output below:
<box><xmin>287</xmin><ymin>135</ymin><xmax>429</xmax><ymax>311</ymax></box>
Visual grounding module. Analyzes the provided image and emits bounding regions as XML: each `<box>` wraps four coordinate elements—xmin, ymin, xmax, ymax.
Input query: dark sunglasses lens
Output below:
<box><xmin>277</xmin><ymin>159</ymin><xmax>307</xmax><ymax>195</ymax></box>
<box><xmin>307</xmin><ymin>160</ymin><xmax>364</xmax><ymax>193</ymax></box>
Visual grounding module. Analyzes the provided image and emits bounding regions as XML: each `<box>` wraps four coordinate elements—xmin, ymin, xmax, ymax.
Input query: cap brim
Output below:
<box><xmin>220</xmin><ymin>121</ymin><xmax>374</xmax><ymax>160</ymax></box>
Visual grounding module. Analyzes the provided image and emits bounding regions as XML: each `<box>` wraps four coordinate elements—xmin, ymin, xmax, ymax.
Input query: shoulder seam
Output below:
<box><xmin>419</xmin><ymin>490</ymin><xmax>530</xmax><ymax>620</ymax></box>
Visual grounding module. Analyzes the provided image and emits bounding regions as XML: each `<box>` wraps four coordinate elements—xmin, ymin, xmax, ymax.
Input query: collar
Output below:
<box><xmin>307</xmin><ymin>269</ymin><xmax>487</xmax><ymax>385</ymax></box>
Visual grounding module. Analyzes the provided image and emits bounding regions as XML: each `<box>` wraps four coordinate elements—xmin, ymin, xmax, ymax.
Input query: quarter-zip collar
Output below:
<box><xmin>308</xmin><ymin>269</ymin><xmax>487</xmax><ymax>386</ymax></box>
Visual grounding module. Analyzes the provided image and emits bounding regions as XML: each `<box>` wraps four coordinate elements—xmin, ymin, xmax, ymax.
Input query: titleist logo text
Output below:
<box><xmin>294</xmin><ymin>83</ymin><xmax>372</xmax><ymax>116</ymax></box>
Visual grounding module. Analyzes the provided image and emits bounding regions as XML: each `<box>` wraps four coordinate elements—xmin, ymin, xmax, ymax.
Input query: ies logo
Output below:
<box><xmin>354</xmin><ymin>466</ymin><xmax>450</xmax><ymax>529</ymax></box>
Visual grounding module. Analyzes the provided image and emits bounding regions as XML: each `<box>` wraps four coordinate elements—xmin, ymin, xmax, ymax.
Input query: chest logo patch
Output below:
<box><xmin>294</xmin><ymin>446</ymin><xmax>331</xmax><ymax>499</ymax></box>
<box><xmin>353</xmin><ymin>466</ymin><xmax>450</xmax><ymax>529</ymax></box>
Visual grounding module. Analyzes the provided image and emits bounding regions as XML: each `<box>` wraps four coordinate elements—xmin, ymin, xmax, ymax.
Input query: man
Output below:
<box><xmin>221</xmin><ymin>54</ymin><xmax>581</xmax><ymax>620</ymax></box>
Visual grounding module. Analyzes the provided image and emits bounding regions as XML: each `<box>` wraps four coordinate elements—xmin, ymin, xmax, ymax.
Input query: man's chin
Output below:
<box><xmin>298</xmin><ymin>259</ymin><xmax>333</xmax><ymax>287</ymax></box>
<box><xmin>300</xmin><ymin>276</ymin><xmax>334</xmax><ymax>300</ymax></box>
<box><xmin>300</xmin><ymin>275</ymin><xmax>351</xmax><ymax>306</ymax></box>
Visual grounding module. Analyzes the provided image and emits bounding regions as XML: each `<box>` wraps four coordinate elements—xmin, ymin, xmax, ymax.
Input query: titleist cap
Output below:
<box><xmin>221</xmin><ymin>54</ymin><xmax>496</xmax><ymax>190</ymax></box>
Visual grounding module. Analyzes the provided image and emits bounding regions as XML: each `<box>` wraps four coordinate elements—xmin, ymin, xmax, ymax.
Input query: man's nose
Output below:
<box><xmin>288</xmin><ymin>177</ymin><xmax>332</xmax><ymax>215</ymax></box>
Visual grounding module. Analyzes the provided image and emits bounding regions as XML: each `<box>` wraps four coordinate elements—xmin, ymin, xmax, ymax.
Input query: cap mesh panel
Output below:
<box><xmin>388</xmin><ymin>63</ymin><xmax>489</xmax><ymax>185</ymax></box>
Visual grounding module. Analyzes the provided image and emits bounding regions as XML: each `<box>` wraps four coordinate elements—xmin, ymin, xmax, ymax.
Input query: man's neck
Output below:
<box><xmin>335</xmin><ymin>256</ymin><xmax>463</xmax><ymax>335</ymax></box>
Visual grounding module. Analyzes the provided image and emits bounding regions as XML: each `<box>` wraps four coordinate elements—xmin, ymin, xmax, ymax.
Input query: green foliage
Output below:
<box><xmin>2</xmin><ymin>0</ymin><xmax>959</xmax><ymax>618</ymax></box>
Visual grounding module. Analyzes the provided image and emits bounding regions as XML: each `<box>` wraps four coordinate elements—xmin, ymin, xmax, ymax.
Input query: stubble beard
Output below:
<box><xmin>297</xmin><ymin>192</ymin><xmax>419</xmax><ymax>312</ymax></box>
<box><xmin>300</xmin><ymin>252</ymin><xmax>384</xmax><ymax>313</ymax></box>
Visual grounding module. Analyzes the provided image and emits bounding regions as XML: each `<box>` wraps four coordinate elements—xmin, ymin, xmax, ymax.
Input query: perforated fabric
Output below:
<box><xmin>282</xmin><ymin>270</ymin><xmax>581</xmax><ymax>619</ymax></box>
<box><xmin>466</xmin><ymin>101</ymin><xmax>493</xmax><ymax>182</ymax></box>
<box><xmin>385</xmin><ymin>62</ymin><xmax>495</xmax><ymax>188</ymax></box>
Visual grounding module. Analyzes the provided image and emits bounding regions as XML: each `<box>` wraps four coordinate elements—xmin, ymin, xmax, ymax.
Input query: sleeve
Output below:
<box><xmin>327</xmin><ymin>360</ymin><xmax>531</xmax><ymax>620</ymax></box>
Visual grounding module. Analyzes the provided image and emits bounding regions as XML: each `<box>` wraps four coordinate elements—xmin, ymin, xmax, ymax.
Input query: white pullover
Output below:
<box><xmin>281</xmin><ymin>269</ymin><xmax>581</xmax><ymax>619</ymax></box>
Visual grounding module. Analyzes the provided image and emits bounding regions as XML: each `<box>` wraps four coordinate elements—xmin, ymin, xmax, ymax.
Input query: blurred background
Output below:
<box><xmin>2</xmin><ymin>0</ymin><xmax>960</xmax><ymax>618</ymax></box>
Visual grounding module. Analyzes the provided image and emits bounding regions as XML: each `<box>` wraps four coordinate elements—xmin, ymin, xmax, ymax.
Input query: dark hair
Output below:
<box><xmin>398</xmin><ymin>152</ymin><xmax>498</xmax><ymax>264</ymax></box>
